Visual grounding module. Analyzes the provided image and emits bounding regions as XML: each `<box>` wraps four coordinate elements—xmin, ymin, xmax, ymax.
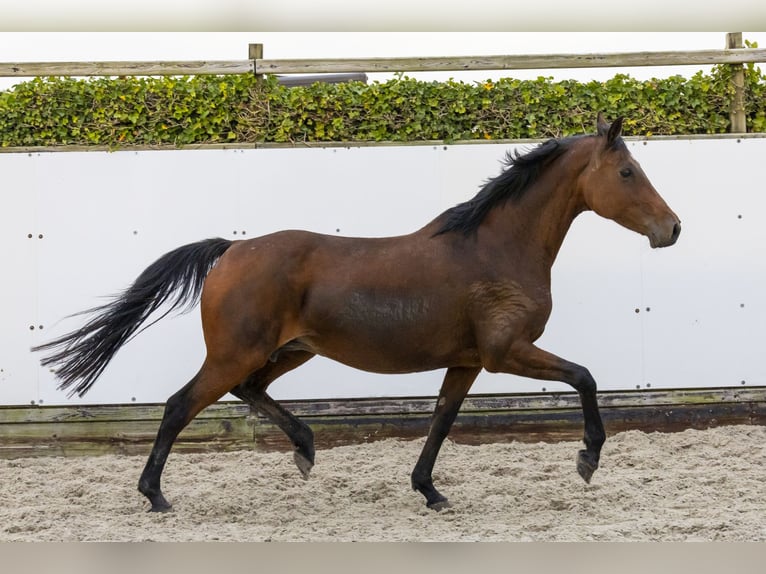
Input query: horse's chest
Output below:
<box><xmin>468</xmin><ymin>280</ymin><xmax>551</xmax><ymax>338</ymax></box>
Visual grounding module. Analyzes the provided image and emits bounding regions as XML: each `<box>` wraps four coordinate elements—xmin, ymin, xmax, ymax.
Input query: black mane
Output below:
<box><xmin>433</xmin><ymin>136</ymin><xmax>583</xmax><ymax>236</ymax></box>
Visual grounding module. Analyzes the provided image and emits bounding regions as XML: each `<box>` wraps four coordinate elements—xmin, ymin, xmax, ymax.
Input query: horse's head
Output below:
<box><xmin>579</xmin><ymin>114</ymin><xmax>681</xmax><ymax>248</ymax></box>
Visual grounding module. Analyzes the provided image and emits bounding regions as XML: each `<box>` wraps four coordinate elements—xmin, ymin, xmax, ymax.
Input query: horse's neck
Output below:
<box><xmin>480</xmin><ymin>167</ymin><xmax>587</xmax><ymax>270</ymax></box>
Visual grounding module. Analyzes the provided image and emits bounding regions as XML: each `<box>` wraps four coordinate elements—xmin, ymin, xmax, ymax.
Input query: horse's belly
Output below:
<box><xmin>300</xmin><ymin>304</ymin><xmax>478</xmax><ymax>374</ymax></box>
<box><xmin>311</xmin><ymin>338</ymin><xmax>480</xmax><ymax>374</ymax></box>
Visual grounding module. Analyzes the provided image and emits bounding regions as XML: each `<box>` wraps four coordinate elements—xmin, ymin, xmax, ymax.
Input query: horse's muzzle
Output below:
<box><xmin>650</xmin><ymin>220</ymin><xmax>681</xmax><ymax>249</ymax></box>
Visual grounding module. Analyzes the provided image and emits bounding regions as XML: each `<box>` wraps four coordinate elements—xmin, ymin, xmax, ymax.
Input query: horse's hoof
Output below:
<box><xmin>143</xmin><ymin>491</ymin><xmax>173</xmax><ymax>513</ymax></box>
<box><xmin>148</xmin><ymin>502</ymin><xmax>173</xmax><ymax>513</ymax></box>
<box><xmin>576</xmin><ymin>449</ymin><xmax>598</xmax><ymax>484</ymax></box>
<box><xmin>427</xmin><ymin>498</ymin><xmax>452</xmax><ymax>512</ymax></box>
<box><xmin>293</xmin><ymin>450</ymin><xmax>313</xmax><ymax>480</ymax></box>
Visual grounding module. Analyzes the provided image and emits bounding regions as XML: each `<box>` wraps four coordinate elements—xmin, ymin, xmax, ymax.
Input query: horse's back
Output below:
<box><xmin>217</xmin><ymin>227</ymin><xmax>440</xmax><ymax>287</ymax></box>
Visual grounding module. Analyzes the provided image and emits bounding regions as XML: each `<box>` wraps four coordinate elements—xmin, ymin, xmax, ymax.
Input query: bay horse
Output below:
<box><xmin>33</xmin><ymin>114</ymin><xmax>681</xmax><ymax>512</ymax></box>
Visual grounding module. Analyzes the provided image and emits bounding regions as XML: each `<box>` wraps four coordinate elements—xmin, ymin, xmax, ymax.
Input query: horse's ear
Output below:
<box><xmin>596</xmin><ymin>112</ymin><xmax>609</xmax><ymax>136</ymax></box>
<box><xmin>606</xmin><ymin>117</ymin><xmax>624</xmax><ymax>146</ymax></box>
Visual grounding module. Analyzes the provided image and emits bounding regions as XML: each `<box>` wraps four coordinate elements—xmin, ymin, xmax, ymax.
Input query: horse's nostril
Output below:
<box><xmin>672</xmin><ymin>222</ymin><xmax>681</xmax><ymax>241</ymax></box>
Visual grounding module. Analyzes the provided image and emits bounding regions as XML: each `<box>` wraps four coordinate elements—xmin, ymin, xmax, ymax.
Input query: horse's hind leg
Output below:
<box><xmin>229</xmin><ymin>350</ymin><xmax>316</xmax><ymax>478</ymax></box>
<box><xmin>411</xmin><ymin>366</ymin><xmax>481</xmax><ymax>510</ymax></box>
<box><xmin>137</xmin><ymin>358</ymin><xmax>258</xmax><ymax>512</ymax></box>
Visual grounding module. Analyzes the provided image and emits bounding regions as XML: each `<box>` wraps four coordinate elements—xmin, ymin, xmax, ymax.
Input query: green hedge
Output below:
<box><xmin>1</xmin><ymin>60</ymin><xmax>764</xmax><ymax>148</ymax></box>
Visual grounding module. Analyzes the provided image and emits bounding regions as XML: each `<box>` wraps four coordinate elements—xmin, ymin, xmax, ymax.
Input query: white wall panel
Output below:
<box><xmin>1</xmin><ymin>153</ymin><xmax>39</xmax><ymax>404</ymax></box>
<box><xmin>1</xmin><ymin>138</ymin><xmax>763</xmax><ymax>405</ymax></box>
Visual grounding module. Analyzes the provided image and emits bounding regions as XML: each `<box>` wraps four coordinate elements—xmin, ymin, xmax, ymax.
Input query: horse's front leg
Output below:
<box><xmin>489</xmin><ymin>341</ymin><xmax>606</xmax><ymax>483</ymax></box>
<box><xmin>411</xmin><ymin>366</ymin><xmax>481</xmax><ymax>510</ymax></box>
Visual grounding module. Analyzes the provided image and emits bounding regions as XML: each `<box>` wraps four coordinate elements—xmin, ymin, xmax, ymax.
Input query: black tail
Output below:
<box><xmin>32</xmin><ymin>237</ymin><xmax>233</xmax><ymax>398</ymax></box>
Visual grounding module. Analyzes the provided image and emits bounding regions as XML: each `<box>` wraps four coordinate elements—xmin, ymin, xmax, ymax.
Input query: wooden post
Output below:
<box><xmin>727</xmin><ymin>32</ymin><xmax>747</xmax><ymax>133</ymax></box>
<box><xmin>249</xmin><ymin>43</ymin><xmax>264</xmax><ymax>80</ymax></box>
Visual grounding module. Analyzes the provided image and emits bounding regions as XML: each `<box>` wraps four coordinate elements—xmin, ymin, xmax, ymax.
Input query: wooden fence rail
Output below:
<box><xmin>0</xmin><ymin>60</ymin><xmax>253</xmax><ymax>77</ymax></box>
<box><xmin>255</xmin><ymin>48</ymin><xmax>766</xmax><ymax>75</ymax></box>
<box><xmin>2</xmin><ymin>47</ymin><xmax>766</xmax><ymax>78</ymax></box>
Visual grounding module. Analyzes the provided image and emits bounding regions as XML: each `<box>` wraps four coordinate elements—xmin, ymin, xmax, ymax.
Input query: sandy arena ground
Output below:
<box><xmin>0</xmin><ymin>424</ymin><xmax>764</xmax><ymax>541</ymax></box>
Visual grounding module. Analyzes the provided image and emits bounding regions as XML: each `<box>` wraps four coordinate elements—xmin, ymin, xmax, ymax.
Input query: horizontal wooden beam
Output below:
<box><xmin>0</xmin><ymin>387</ymin><xmax>763</xmax><ymax>458</ymax></box>
<box><xmin>2</xmin><ymin>47</ymin><xmax>765</xmax><ymax>79</ymax></box>
<box><xmin>0</xmin><ymin>60</ymin><xmax>253</xmax><ymax>77</ymax></box>
<box><xmin>255</xmin><ymin>48</ymin><xmax>766</xmax><ymax>75</ymax></box>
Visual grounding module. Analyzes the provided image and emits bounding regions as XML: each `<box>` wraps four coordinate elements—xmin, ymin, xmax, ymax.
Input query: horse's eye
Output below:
<box><xmin>620</xmin><ymin>168</ymin><xmax>633</xmax><ymax>178</ymax></box>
